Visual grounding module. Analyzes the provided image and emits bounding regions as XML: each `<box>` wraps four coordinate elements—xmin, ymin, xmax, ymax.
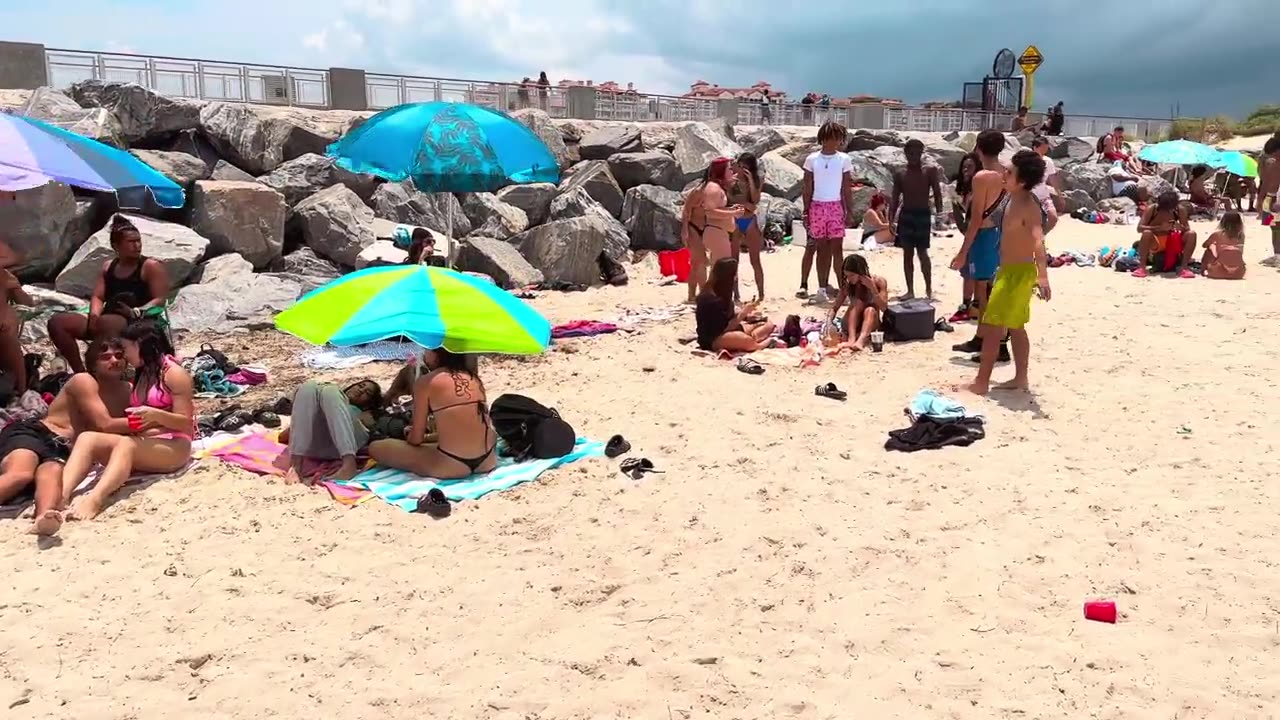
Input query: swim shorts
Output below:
<box><xmin>807</xmin><ymin>200</ymin><xmax>845</xmax><ymax>239</ymax></box>
<box><xmin>0</xmin><ymin>419</ymin><xmax>71</xmax><ymax>465</ymax></box>
<box><xmin>983</xmin><ymin>262</ymin><xmax>1038</xmax><ymax>330</ymax></box>
<box><xmin>967</xmin><ymin>227</ymin><xmax>1001</xmax><ymax>281</ymax></box>
<box><xmin>895</xmin><ymin>207</ymin><xmax>932</xmax><ymax>250</ymax></box>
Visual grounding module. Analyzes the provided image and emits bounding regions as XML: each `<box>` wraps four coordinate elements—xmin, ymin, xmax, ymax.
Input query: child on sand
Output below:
<box><xmin>827</xmin><ymin>254</ymin><xmax>888</xmax><ymax>352</ymax></box>
<box><xmin>965</xmin><ymin>150</ymin><xmax>1051</xmax><ymax>396</ymax></box>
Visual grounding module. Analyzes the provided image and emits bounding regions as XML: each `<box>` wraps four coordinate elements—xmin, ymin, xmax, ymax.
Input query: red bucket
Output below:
<box><xmin>658</xmin><ymin>248</ymin><xmax>691</xmax><ymax>283</ymax></box>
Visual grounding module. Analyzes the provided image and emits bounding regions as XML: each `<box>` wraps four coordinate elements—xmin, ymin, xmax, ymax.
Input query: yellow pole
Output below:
<box><xmin>1023</xmin><ymin>72</ymin><xmax>1035</xmax><ymax>110</ymax></box>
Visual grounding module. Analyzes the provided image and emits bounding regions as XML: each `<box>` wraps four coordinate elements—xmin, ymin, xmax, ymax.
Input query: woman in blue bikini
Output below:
<box><xmin>730</xmin><ymin>153</ymin><xmax>766</xmax><ymax>302</ymax></box>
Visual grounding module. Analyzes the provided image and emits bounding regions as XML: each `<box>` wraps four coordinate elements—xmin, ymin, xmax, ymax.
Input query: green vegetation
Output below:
<box><xmin>1237</xmin><ymin>104</ymin><xmax>1280</xmax><ymax>136</ymax></box>
<box><xmin>1163</xmin><ymin>105</ymin><xmax>1280</xmax><ymax>143</ymax></box>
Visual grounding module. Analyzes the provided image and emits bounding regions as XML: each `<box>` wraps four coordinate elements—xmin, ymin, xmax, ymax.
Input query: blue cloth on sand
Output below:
<box><xmin>907</xmin><ymin>389</ymin><xmax>982</xmax><ymax>423</ymax></box>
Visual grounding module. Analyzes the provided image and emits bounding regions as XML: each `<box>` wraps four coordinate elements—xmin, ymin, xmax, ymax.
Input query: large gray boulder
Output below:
<box><xmin>547</xmin><ymin>186</ymin><xmax>629</xmax><ymax>261</ymax></box>
<box><xmin>68</xmin><ymin>80</ymin><xmax>203</xmax><ymax>145</ymax></box>
<box><xmin>848</xmin><ymin>130</ymin><xmax>903</xmax><ymax>152</ymax></box>
<box><xmin>198</xmin><ymin>102</ymin><xmax>369</xmax><ymax>174</ymax></box>
<box><xmin>578</xmin><ymin>125</ymin><xmax>642</xmax><ymax>160</ymax></box>
<box><xmin>622</xmin><ymin>185</ymin><xmax>683</xmax><ymax>252</ymax></box>
<box><xmin>169</xmin><ymin>259</ymin><xmax>301</xmax><ymax>333</ymax></box>
<box><xmin>495</xmin><ymin>183</ymin><xmax>557</xmax><ymax>226</ymax></box>
<box><xmin>776</xmin><ymin>141</ymin><xmax>820</xmax><ymax>167</ymax></box>
<box><xmin>901</xmin><ymin>132</ymin><xmax>966</xmax><ymax>177</ymax></box>
<box><xmin>1139</xmin><ymin>174</ymin><xmax>1176</xmax><ymax>201</ymax></box>
<box><xmin>263</xmin><ymin>247</ymin><xmax>341</xmax><ymax>294</ymax></box>
<box><xmin>864</xmin><ymin>146</ymin><xmax>942</xmax><ymax>177</ymax></box>
<box><xmin>189</xmin><ymin>180</ymin><xmax>288</xmax><ymax>268</ymax></box>
<box><xmin>846</xmin><ymin>152</ymin><xmax>895</xmax><ymax>192</ymax></box>
<box><xmin>459</xmin><ymin>192</ymin><xmax>528</xmax><ymax>240</ymax></box>
<box><xmin>210</xmin><ymin>160</ymin><xmax>257</xmax><ymax>183</ymax></box>
<box><xmin>759</xmin><ymin>151</ymin><xmax>804</xmax><ymax>200</ymax></box>
<box><xmin>1061</xmin><ymin>188</ymin><xmax>1097</xmax><ymax>213</ymax></box>
<box><xmin>672</xmin><ymin>123</ymin><xmax>742</xmax><ymax>182</ymax></box>
<box><xmin>190</xmin><ymin>252</ymin><xmax>253</xmax><ymax>285</ymax></box>
<box><xmin>759</xmin><ymin>194</ymin><xmax>803</xmax><ymax>233</ymax></box>
<box><xmin>1096</xmin><ymin>197</ymin><xmax>1137</xmax><ymax>215</ymax></box>
<box><xmin>455</xmin><ymin>236</ymin><xmax>544</xmax><ymax>289</ymax></box>
<box><xmin>1048</xmin><ymin>136</ymin><xmax>1096</xmax><ymax>162</ymax></box>
<box><xmin>738</xmin><ymin>126</ymin><xmax>787</xmax><ymax>157</ymax></box>
<box><xmin>130</xmin><ymin>149</ymin><xmax>211</xmax><ymax>187</ymax></box>
<box><xmin>606</xmin><ymin>152</ymin><xmax>682</xmax><ymax>192</ymax></box>
<box><xmin>513</xmin><ymin>217</ymin><xmax>608</xmax><ymax>286</ymax></box>
<box><xmin>370</xmin><ymin>180</ymin><xmax>471</xmax><ymax>236</ymax></box>
<box><xmin>0</xmin><ymin>182</ymin><xmax>80</xmax><ymax>279</ymax></box>
<box><xmin>55</xmin><ymin>213</ymin><xmax>208</xmax><ymax>297</ymax></box>
<box><xmin>17</xmin><ymin>287</ymin><xmax>85</xmax><ymax>345</ymax></box>
<box><xmin>511</xmin><ymin>108</ymin><xmax>570</xmax><ymax>169</ymax></box>
<box><xmin>256</xmin><ymin>153</ymin><xmax>379</xmax><ymax>207</ymax></box>
<box><xmin>0</xmin><ymin>87</ymin><xmax>123</xmax><ymax>146</ymax></box>
<box><xmin>292</xmin><ymin>185</ymin><xmax>377</xmax><ymax>266</ymax></box>
<box><xmin>1060</xmin><ymin>161</ymin><xmax>1112</xmax><ymax>201</ymax></box>
<box><xmin>561</xmin><ymin>160</ymin><xmax>627</xmax><ymax>215</ymax></box>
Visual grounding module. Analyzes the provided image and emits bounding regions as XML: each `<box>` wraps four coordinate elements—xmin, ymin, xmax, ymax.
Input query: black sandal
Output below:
<box><xmin>619</xmin><ymin>457</ymin><xmax>663</xmax><ymax>480</ymax></box>
<box><xmin>736</xmin><ymin>358</ymin><xmax>765</xmax><ymax>375</ymax></box>
<box><xmin>252</xmin><ymin>407</ymin><xmax>281</xmax><ymax>429</ymax></box>
<box><xmin>605</xmin><ymin>434</ymin><xmax>631</xmax><ymax>458</ymax></box>
<box><xmin>415</xmin><ymin>487</ymin><xmax>451</xmax><ymax>518</ymax></box>
<box><xmin>814</xmin><ymin>382</ymin><xmax>847</xmax><ymax>401</ymax></box>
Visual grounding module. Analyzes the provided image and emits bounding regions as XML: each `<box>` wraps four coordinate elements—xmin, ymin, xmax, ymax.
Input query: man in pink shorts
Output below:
<box><xmin>799</xmin><ymin>121</ymin><xmax>854</xmax><ymax>302</ymax></box>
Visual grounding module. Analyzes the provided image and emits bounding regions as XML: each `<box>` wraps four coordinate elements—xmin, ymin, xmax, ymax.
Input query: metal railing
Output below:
<box><xmin>40</xmin><ymin>48</ymin><xmax>1173</xmax><ymax>138</ymax></box>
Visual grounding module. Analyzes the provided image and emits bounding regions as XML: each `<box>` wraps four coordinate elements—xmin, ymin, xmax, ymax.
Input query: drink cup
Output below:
<box><xmin>1083</xmin><ymin>599</ymin><xmax>1117</xmax><ymax>623</ymax></box>
<box><xmin>127</xmin><ymin>414</ymin><xmax>142</xmax><ymax>433</ymax></box>
<box><xmin>870</xmin><ymin>331</ymin><xmax>885</xmax><ymax>352</ymax></box>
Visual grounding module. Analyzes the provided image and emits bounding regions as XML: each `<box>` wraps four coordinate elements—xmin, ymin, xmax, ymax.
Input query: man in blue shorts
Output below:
<box><xmin>950</xmin><ymin>129</ymin><xmax>1010</xmax><ymax>361</ymax></box>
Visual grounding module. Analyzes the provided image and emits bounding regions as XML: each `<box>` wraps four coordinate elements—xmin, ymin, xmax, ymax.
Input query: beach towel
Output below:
<box><xmin>0</xmin><ymin>459</ymin><xmax>200</xmax><ymax>519</ymax></box>
<box><xmin>337</xmin><ymin>437</ymin><xmax>605</xmax><ymax>511</ymax></box>
<box><xmin>552</xmin><ymin>320</ymin><xmax>619</xmax><ymax>339</ymax></box>
<box><xmin>907</xmin><ymin>389</ymin><xmax>983</xmax><ymax>422</ymax></box>
<box><xmin>605</xmin><ymin>304</ymin><xmax>692</xmax><ymax>330</ymax></box>
<box><xmin>300</xmin><ymin>340</ymin><xmax>424</xmax><ymax>369</ymax></box>
<box><xmin>207</xmin><ymin>431</ymin><xmax>375</xmax><ymax>506</ymax></box>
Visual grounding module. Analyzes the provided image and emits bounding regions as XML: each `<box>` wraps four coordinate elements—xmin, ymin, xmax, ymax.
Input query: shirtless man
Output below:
<box><xmin>1132</xmin><ymin>191</ymin><xmax>1198</xmax><ymax>278</ymax></box>
<box><xmin>965</xmin><ymin>150</ymin><xmax>1050</xmax><ymax>395</ymax></box>
<box><xmin>950</xmin><ymin>129</ymin><xmax>1009</xmax><ymax>360</ymax></box>
<box><xmin>0</xmin><ymin>339</ymin><xmax>131</xmax><ymax>536</ymax></box>
<box><xmin>1</xmin><ymin>266</ymin><xmax>32</xmax><ymax>394</ymax></box>
<box><xmin>1258</xmin><ymin>136</ymin><xmax>1280</xmax><ymax>267</ymax></box>
<box><xmin>890</xmin><ymin>139</ymin><xmax>944</xmax><ymax>299</ymax></box>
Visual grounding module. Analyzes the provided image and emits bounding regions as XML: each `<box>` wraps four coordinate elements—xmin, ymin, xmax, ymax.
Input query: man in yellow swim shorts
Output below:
<box><xmin>965</xmin><ymin>150</ymin><xmax>1051</xmax><ymax>396</ymax></box>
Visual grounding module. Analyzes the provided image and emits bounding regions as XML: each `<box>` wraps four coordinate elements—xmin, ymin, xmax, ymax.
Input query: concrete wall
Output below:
<box><xmin>0</xmin><ymin>41</ymin><xmax>49</xmax><ymax>90</ymax></box>
<box><xmin>327</xmin><ymin>67</ymin><xmax>367</xmax><ymax>111</ymax></box>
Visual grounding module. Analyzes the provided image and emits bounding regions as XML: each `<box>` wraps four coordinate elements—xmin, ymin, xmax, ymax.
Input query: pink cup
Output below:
<box><xmin>1084</xmin><ymin>599</ymin><xmax>1117</xmax><ymax>623</ymax></box>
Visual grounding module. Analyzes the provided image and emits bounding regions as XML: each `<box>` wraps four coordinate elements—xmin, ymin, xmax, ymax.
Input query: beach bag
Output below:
<box><xmin>883</xmin><ymin>300</ymin><xmax>936</xmax><ymax>342</ymax></box>
<box><xmin>196</xmin><ymin>343</ymin><xmax>237</xmax><ymax>374</ymax></box>
<box><xmin>491</xmin><ymin>394</ymin><xmax>576</xmax><ymax>459</ymax></box>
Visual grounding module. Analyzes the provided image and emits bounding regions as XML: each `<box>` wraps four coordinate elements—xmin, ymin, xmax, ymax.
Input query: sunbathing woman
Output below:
<box><xmin>368</xmin><ymin>349</ymin><xmax>498</xmax><ymax>479</ymax></box>
<box><xmin>279</xmin><ymin>379</ymin><xmax>382</xmax><ymax>484</ymax></box>
<box><xmin>861</xmin><ymin>193</ymin><xmax>895</xmax><ymax>247</ymax></box>
<box><xmin>828</xmin><ymin>254</ymin><xmax>888</xmax><ymax>352</ymax></box>
<box><xmin>695</xmin><ymin>257</ymin><xmax>776</xmax><ymax>353</ymax></box>
<box><xmin>60</xmin><ymin>321</ymin><xmax>194</xmax><ymax>520</ymax></box>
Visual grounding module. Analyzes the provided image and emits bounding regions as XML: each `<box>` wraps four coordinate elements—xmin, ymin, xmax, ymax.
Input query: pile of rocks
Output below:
<box><xmin>1</xmin><ymin>81</ymin><xmax>1162</xmax><ymax>334</ymax></box>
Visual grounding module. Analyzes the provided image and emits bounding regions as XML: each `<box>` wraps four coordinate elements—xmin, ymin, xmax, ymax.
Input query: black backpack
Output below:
<box><xmin>490</xmin><ymin>393</ymin><xmax>576</xmax><ymax>460</ymax></box>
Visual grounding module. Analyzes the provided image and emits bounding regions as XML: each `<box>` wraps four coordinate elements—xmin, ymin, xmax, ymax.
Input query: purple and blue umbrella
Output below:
<box><xmin>0</xmin><ymin>112</ymin><xmax>185</xmax><ymax>208</ymax></box>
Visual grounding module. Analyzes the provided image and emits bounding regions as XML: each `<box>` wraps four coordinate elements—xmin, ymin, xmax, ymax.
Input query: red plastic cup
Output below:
<box><xmin>1084</xmin><ymin>599</ymin><xmax>1117</xmax><ymax>623</ymax></box>
<box><xmin>127</xmin><ymin>414</ymin><xmax>143</xmax><ymax>433</ymax></box>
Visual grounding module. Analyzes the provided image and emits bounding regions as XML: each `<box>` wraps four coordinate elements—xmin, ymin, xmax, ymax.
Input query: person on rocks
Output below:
<box><xmin>695</xmin><ymin>257</ymin><xmax>776</xmax><ymax>353</ymax></box>
<box><xmin>889</xmin><ymin>138</ymin><xmax>944</xmax><ymax>300</ymax></box>
<box><xmin>1109</xmin><ymin>161</ymin><xmax>1148</xmax><ymax>205</ymax></box>
<box><xmin>1011</xmin><ymin>106</ymin><xmax>1030</xmax><ymax>132</ymax></box>
<box><xmin>964</xmin><ymin>150</ymin><xmax>1051</xmax><ymax>396</ymax></box>
<box><xmin>828</xmin><ymin>254</ymin><xmax>888</xmax><ymax>352</ymax></box>
<box><xmin>47</xmin><ymin>216</ymin><xmax>171</xmax><ymax>374</ymax></box>
<box><xmin>1040</xmin><ymin>101</ymin><xmax>1065</xmax><ymax>136</ymax></box>
<box><xmin>950</xmin><ymin>130</ymin><xmax>1011</xmax><ymax>363</ymax></box>
<box><xmin>861</xmin><ymin>193</ymin><xmax>895</xmax><ymax>247</ymax></box>
<box><xmin>730</xmin><ymin>153</ymin><xmax>766</xmax><ymax>302</ymax></box>
<box><xmin>798</xmin><ymin>121</ymin><xmax>854</xmax><ymax>302</ymax></box>
<box><xmin>700</xmin><ymin>157</ymin><xmax>747</xmax><ymax>265</ymax></box>
<box><xmin>1133</xmin><ymin>191</ymin><xmax>1198</xmax><ymax>279</ymax></box>
<box><xmin>0</xmin><ymin>339</ymin><xmax>133</xmax><ymax>536</ymax></box>
<box><xmin>59</xmin><ymin>321</ymin><xmax>194</xmax><ymax>521</ymax></box>
<box><xmin>1</xmin><ymin>265</ymin><xmax>33</xmax><ymax>394</ymax></box>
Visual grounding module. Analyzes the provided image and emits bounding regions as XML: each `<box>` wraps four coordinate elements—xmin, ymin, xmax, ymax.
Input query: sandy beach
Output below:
<box><xmin>3</xmin><ymin>216</ymin><xmax>1280</xmax><ymax>719</ymax></box>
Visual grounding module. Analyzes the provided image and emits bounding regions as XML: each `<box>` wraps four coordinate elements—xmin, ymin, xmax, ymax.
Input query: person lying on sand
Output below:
<box><xmin>0</xmin><ymin>339</ymin><xmax>132</xmax><ymax>536</ymax></box>
<box><xmin>279</xmin><ymin>378</ymin><xmax>383</xmax><ymax>484</ymax></box>
<box><xmin>60</xmin><ymin>321</ymin><xmax>195</xmax><ymax>521</ymax></box>
<box><xmin>828</xmin><ymin>254</ymin><xmax>888</xmax><ymax>352</ymax></box>
<box><xmin>369</xmin><ymin>348</ymin><xmax>497</xmax><ymax>479</ymax></box>
<box><xmin>695</xmin><ymin>257</ymin><xmax>776</xmax><ymax>354</ymax></box>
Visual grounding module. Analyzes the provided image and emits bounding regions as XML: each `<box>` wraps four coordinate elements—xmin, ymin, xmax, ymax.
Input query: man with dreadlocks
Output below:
<box><xmin>798</xmin><ymin>121</ymin><xmax>855</xmax><ymax>303</ymax></box>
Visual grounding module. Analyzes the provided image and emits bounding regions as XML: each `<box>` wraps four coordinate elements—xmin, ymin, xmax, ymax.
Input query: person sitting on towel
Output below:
<box><xmin>828</xmin><ymin>254</ymin><xmax>888</xmax><ymax>352</ymax></box>
<box><xmin>1133</xmin><ymin>191</ymin><xmax>1198</xmax><ymax>278</ymax></box>
<box><xmin>279</xmin><ymin>379</ymin><xmax>383</xmax><ymax>484</ymax></box>
<box><xmin>0</xmin><ymin>339</ymin><xmax>132</xmax><ymax>536</ymax></box>
<box><xmin>368</xmin><ymin>348</ymin><xmax>497</xmax><ymax>479</ymax></box>
<box><xmin>695</xmin><ymin>257</ymin><xmax>776</xmax><ymax>353</ymax></box>
<box><xmin>1201</xmin><ymin>211</ymin><xmax>1247</xmax><ymax>279</ymax></box>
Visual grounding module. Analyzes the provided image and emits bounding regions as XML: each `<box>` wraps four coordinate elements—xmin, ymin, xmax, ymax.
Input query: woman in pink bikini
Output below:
<box><xmin>60</xmin><ymin>320</ymin><xmax>195</xmax><ymax>521</ymax></box>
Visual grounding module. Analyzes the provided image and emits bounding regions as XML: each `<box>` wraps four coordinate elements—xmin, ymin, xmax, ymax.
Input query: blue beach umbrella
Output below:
<box><xmin>1136</xmin><ymin>140</ymin><xmax>1222</xmax><ymax>167</ymax></box>
<box><xmin>327</xmin><ymin>101</ymin><xmax>559</xmax><ymax>192</ymax></box>
<box><xmin>0</xmin><ymin>112</ymin><xmax>185</xmax><ymax>208</ymax></box>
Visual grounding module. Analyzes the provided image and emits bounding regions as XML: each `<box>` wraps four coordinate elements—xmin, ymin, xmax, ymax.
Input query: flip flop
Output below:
<box><xmin>271</xmin><ymin>396</ymin><xmax>293</xmax><ymax>416</ymax></box>
<box><xmin>252</xmin><ymin>407</ymin><xmax>281</xmax><ymax>429</ymax></box>
<box><xmin>814</xmin><ymin>382</ymin><xmax>847</xmax><ymax>401</ymax></box>
<box><xmin>415</xmin><ymin>487</ymin><xmax>451</xmax><ymax>518</ymax></box>
<box><xmin>736</xmin><ymin>358</ymin><xmax>765</xmax><ymax>375</ymax></box>
<box><xmin>934</xmin><ymin>319</ymin><xmax>954</xmax><ymax>333</ymax></box>
<box><xmin>605</xmin><ymin>434</ymin><xmax>631</xmax><ymax>458</ymax></box>
<box><xmin>619</xmin><ymin>457</ymin><xmax>663</xmax><ymax>480</ymax></box>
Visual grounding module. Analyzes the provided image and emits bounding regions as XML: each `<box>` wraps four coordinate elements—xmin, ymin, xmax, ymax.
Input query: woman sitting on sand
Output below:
<box><xmin>827</xmin><ymin>254</ymin><xmax>888</xmax><ymax>352</ymax></box>
<box><xmin>59</xmin><ymin>321</ymin><xmax>194</xmax><ymax>521</ymax></box>
<box><xmin>278</xmin><ymin>379</ymin><xmax>383</xmax><ymax>484</ymax></box>
<box><xmin>1201</xmin><ymin>211</ymin><xmax>1247</xmax><ymax>280</ymax></box>
<box><xmin>368</xmin><ymin>348</ymin><xmax>497</xmax><ymax>479</ymax></box>
<box><xmin>861</xmin><ymin>193</ymin><xmax>895</xmax><ymax>247</ymax></box>
<box><xmin>695</xmin><ymin>257</ymin><xmax>776</xmax><ymax>353</ymax></box>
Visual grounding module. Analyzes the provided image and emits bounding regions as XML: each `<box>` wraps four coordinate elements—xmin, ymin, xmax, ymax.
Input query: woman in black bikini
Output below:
<box><xmin>368</xmin><ymin>348</ymin><xmax>497</xmax><ymax>478</ymax></box>
<box><xmin>46</xmin><ymin>215</ymin><xmax>171</xmax><ymax>373</ymax></box>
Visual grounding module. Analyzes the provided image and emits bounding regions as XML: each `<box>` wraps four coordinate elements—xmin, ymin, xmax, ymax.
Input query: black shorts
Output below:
<box><xmin>895</xmin><ymin>207</ymin><xmax>932</xmax><ymax>250</ymax></box>
<box><xmin>0</xmin><ymin>419</ymin><xmax>71</xmax><ymax>465</ymax></box>
<box><xmin>1117</xmin><ymin>185</ymin><xmax>1141</xmax><ymax>203</ymax></box>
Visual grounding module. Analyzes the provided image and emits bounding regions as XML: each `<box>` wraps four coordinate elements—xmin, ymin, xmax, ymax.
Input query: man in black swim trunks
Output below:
<box><xmin>0</xmin><ymin>339</ymin><xmax>132</xmax><ymax>536</ymax></box>
<box><xmin>889</xmin><ymin>139</ymin><xmax>944</xmax><ymax>299</ymax></box>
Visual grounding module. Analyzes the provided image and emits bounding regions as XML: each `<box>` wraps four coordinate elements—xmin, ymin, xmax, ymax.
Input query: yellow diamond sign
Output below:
<box><xmin>1019</xmin><ymin>45</ymin><xmax>1044</xmax><ymax>75</ymax></box>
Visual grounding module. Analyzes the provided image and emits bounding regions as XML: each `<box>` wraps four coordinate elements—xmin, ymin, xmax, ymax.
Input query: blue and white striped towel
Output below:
<box><xmin>337</xmin><ymin>437</ymin><xmax>605</xmax><ymax>510</ymax></box>
<box><xmin>300</xmin><ymin>341</ymin><xmax>425</xmax><ymax>369</ymax></box>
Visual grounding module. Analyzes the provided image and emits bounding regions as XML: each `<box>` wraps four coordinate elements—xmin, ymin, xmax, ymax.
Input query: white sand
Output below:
<box><xmin>3</xmin><ymin>217</ymin><xmax>1280</xmax><ymax>718</ymax></box>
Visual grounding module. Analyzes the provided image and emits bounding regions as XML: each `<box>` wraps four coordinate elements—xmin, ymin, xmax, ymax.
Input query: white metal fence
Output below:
<box><xmin>42</xmin><ymin>48</ymin><xmax>1173</xmax><ymax>138</ymax></box>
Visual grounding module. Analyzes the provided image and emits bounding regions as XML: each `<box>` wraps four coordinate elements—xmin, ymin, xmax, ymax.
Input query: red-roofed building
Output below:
<box><xmin>683</xmin><ymin>80</ymin><xmax>785</xmax><ymax>102</ymax></box>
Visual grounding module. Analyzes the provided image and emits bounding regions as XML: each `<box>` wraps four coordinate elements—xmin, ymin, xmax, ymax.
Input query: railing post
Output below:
<box><xmin>194</xmin><ymin>61</ymin><xmax>205</xmax><ymax>100</ymax></box>
<box><xmin>327</xmin><ymin>67</ymin><xmax>367</xmax><ymax>110</ymax></box>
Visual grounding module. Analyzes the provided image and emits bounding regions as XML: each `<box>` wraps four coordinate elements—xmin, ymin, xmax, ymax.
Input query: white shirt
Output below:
<box><xmin>803</xmin><ymin>151</ymin><xmax>853</xmax><ymax>202</ymax></box>
<box><xmin>1109</xmin><ymin>161</ymin><xmax>1135</xmax><ymax>195</ymax></box>
<box><xmin>1042</xmin><ymin>156</ymin><xmax>1057</xmax><ymax>178</ymax></box>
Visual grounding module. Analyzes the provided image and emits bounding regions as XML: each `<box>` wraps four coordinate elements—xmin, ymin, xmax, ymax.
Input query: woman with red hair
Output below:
<box><xmin>700</xmin><ymin>157</ymin><xmax>747</xmax><ymax>263</ymax></box>
<box><xmin>861</xmin><ymin>192</ymin><xmax>894</xmax><ymax>247</ymax></box>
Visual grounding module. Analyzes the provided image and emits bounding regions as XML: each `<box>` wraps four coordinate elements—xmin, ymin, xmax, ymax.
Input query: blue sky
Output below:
<box><xmin>2</xmin><ymin>0</ymin><xmax>1271</xmax><ymax>119</ymax></box>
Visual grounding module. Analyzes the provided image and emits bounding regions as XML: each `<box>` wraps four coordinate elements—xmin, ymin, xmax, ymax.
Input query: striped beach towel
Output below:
<box><xmin>337</xmin><ymin>437</ymin><xmax>605</xmax><ymax>511</ymax></box>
